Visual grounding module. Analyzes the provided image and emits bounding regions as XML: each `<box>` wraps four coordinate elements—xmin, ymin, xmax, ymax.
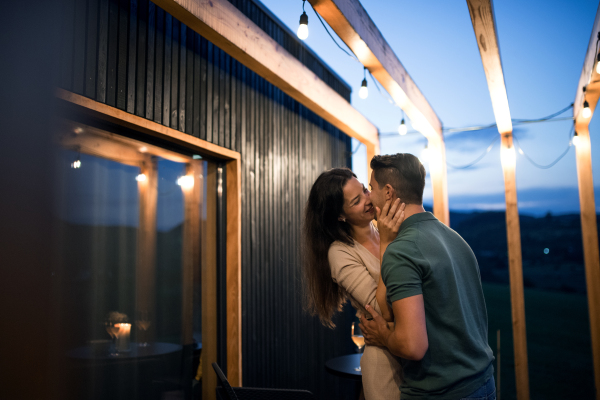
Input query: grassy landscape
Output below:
<box><xmin>483</xmin><ymin>283</ymin><xmax>594</xmax><ymax>399</ymax></box>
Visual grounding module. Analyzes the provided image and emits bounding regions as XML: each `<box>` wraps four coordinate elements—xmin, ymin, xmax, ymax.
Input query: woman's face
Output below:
<box><xmin>340</xmin><ymin>177</ymin><xmax>375</xmax><ymax>226</ymax></box>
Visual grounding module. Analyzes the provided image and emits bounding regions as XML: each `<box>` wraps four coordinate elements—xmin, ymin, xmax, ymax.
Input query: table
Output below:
<box><xmin>68</xmin><ymin>341</ymin><xmax>182</xmax><ymax>360</ymax></box>
<box><xmin>325</xmin><ymin>353</ymin><xmax>363</xmax><ymax>381</ymax></box>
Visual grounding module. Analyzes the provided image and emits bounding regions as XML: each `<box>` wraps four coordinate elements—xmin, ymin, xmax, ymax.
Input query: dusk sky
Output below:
<box><xmin>260</xmin><ymin>0</ymin><xmax>600</xmax><ymax>216</ymax></box>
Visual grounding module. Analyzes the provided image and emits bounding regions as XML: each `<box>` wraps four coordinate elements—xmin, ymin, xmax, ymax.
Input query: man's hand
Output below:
<box><xmin>376</xmin><ymin>199</ymin><xmax>405</xmax><ymax>259</ymax></box>
<box><xmin>359</xmin><ymin>305</ymin><xmax>392</xmax><ymax>348</ymax></box>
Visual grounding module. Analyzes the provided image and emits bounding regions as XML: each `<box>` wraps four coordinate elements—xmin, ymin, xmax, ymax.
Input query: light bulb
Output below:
<box><xmin>596</xmin><ymin>61</ymin><xmax>600</xmax><ymax>74</ymax></box>
<box><xmin>71</xmin><ymin>159</ymin><xmax>81</xmax><ymax>169</ymax></box>
<box><xmin>500</xmin><ymin>145</ymin><xmax>516</xmax><ymax>169</ymax></box>
<box><xmin>359</xmin><ymin>78</ymin><xmax>368</xmax><ymax>99</ymax></box>
<box><xmin>297</xmin><ymin>11</ymin><xmax>308</xmax><ymax>40</ymax></box>
<box><xmin>177</xmin><ymin>175</ymin><xmax>194</xmax><ymax>190</ymax></box>
<box><xmin>398</xmin><ymin>119</ymin><xmax>407</xmax><ymax>136</ymax></box>
<box><xmin>582</xmin><ymin>101</ymin><xmax>592</xmax><ymax>119</ymax></box>
<box><xmin>136</xmin><ymin>173</ymin><xmax>147</xmax><ymax>182</ymax></box>
<box><xmin>572</xmin><ymin>132</ymin><xmax>580</xmax><ymax>147</ymax></box>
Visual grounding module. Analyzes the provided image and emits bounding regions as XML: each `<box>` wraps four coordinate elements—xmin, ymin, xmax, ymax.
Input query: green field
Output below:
<box><xmin>483</xmin><ymin>283</ymin><xmax>595</xmax><ymax>399</ymax></box>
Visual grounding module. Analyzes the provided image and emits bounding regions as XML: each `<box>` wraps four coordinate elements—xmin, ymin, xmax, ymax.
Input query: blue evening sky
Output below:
<box><xmin>259</xmin><ymin>0</ymin><xmax>600</xmax><ymax>215</ymax></box>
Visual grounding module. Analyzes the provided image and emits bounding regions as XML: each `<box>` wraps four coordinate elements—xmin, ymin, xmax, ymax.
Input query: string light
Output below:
<box><xmin>582</xmin><ymin>100</ymin><xmax>592</xmax><ymax>119</ymax></box>
<box><xmin>297</xmin><ymin>0</ymin><xmax>309</xmax><ymax>40</ymax></box>
<box><xmin>177</xmin><ymin>175</ymin><xmax>194</xmax><ymax>190</ymax></box>
<box><xmin>359</xmin><ymin>67</ymin><xmax>368</xmax><ymax>99</ymax></box>
<box><xmin>136</xmin><ymin>173</ymin><xmax>147</xmax><ymax>182</ymax></box>
<box><xmin>596</xmin><ymin>53</ymin><xmax>600</xmax><ymax>74</ymax></box>
<box><xmin>398</xmin><ymin>110</ymin><xmax>407</xmax><ymax>135</ymax></box>
<box><xmin>71</xmin><ymin>148</ymin><xmax>81</xmax><ymax>169</ymax></box>
<box><xmin>572</xmin><ymin>131</ymin><xmax>580</xmax><ymax>147</ymax></box>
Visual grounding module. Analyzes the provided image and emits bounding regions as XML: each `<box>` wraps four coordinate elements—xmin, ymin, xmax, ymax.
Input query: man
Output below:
<box><xmin>360</xmin><ymin>153</ymin><xmax>495</xmax><ymax>399</ymax></box>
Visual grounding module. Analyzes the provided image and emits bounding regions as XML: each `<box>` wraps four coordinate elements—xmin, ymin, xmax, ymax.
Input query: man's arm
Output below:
<box><xmin>360</xmin><ymin>294</ymin><xmax>428</xmax><ymax>361</ymax></box>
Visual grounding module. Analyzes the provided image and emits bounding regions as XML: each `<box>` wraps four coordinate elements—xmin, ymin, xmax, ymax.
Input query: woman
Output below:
<box><xmin>303</xmin><ymin>168</ymin><xmax>403</xmax><ymax>399</ymax></box>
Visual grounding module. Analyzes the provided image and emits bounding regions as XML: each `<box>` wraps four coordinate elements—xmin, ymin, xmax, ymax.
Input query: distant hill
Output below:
<box><xmin>447</xmin><ymin>210</ymin><xmax>587</xmax><ymax>294</ymax></box>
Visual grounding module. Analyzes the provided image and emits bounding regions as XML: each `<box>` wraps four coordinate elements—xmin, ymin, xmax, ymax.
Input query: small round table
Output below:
<box><xmin>325</xmin><ymin>353</ymin><xmax>363</xmax><ymax>381</ymax></box>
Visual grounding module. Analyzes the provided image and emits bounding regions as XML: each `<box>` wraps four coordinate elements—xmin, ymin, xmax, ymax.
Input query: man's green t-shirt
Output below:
<box><xmin>382</xmin><ymin>212</ymin><xmax>494</xmax><ymax>399</ymax></box>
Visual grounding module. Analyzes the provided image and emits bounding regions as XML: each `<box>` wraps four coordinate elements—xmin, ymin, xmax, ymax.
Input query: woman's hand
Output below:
<box><xmin>376</xmin><ymin>199</ymin><xmax>406</xmax><ymax>259</ymax></box>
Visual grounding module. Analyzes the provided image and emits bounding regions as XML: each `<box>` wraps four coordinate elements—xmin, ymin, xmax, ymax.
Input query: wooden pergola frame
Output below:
<box><xmin>573</xmin><ymin>4</ymin><xmax>600</xmax><ymax>399</ymax></box>
<box><xmin>151</xmin><ymin>0</ymin><xmax>380</xmax><ymax>180</ymax></box>
<box><xmin>309</xmin><ymin>0</ymin><xmax>450</xmax><ymax>225</ymax></box>
<box><xmin>466</xmin><ymin>1</ymin><xmax>529</xmax><ymax>398</ymax></box>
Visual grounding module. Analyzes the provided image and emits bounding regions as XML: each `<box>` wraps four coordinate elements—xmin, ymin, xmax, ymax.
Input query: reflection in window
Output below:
<box><xmin>56</xmin><ymin>122</ymin><xmax>211</xmax><ymax>400</ymax></box>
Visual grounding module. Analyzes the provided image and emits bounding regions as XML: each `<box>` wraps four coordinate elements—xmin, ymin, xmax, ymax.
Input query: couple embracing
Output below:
<box><xmin>303</xmin><ymin>153</ymin><xmax>496</xmax><ymax>400</ymax></box>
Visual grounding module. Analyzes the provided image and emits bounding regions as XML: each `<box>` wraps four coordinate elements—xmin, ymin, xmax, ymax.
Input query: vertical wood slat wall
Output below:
<box><xmin>58</xmin><ymin>0</ymin><xmax>356</xmax><ymax>398</ymax></box>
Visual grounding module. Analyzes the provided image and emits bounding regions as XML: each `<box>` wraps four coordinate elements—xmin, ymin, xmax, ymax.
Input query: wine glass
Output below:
<box><xmin>136</xmin><ymin>310</ymin><xmax>151</xmax><ymax>347</ymax></box>
<box><xmin>351</xmin><ymin>320</ymin><xmax>365</xmax><ymax>372</ymax></box>
<box><xmin>105</xmin><ymin>319</ymin><xmax>120</xmax><ymax>356</ymax></box>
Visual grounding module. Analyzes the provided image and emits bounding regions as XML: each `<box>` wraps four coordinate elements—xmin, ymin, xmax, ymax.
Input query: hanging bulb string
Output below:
<box><xmin>511</xmin><ymin>125</ymin><xmax>574</xmax><ymax>170</ymax></box>
<box><xmin>308</xmin><ymin>2</ymin><xmax>361</xmax><ymax>63</ymax></box>
<box><xmin>379</xmin><ymin>103</ymin><xmax>574</xmax><ymax>137</ymax></box>
<box><xmin>351</xmin><ymin>141</ymin><xmax>364</xmax><ymax>155</ymax></box>
<box><xmin>445</xmin><ymin>135</ymin><xmax>499</xmax><ymax>170</ymax></box>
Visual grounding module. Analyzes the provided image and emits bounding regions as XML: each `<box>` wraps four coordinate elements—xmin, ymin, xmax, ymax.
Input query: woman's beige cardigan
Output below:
<box><xmin>328</xmin><ymin>229</ymin><xmax>403</xmax><ymax>399</ymax></box>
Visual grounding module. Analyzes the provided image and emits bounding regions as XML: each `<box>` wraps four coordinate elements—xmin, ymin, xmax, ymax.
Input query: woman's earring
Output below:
<box><xmin>338</xmin><ymin>217</ymin><xmax>346</xmax><ymax>222</ymax></box>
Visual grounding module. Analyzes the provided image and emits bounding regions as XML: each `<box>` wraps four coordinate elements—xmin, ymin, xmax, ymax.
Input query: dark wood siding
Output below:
<box><xmin>58</xmin><ymin>0</ymin><xmax>357</xmax><ymax>398</ymax></box>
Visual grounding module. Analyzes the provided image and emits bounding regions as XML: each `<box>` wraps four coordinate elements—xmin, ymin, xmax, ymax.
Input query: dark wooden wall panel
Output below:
<box><xmin>58</xmin><ymin>0</ymin><xmax>356</xmax><ymax>398</ymax></box>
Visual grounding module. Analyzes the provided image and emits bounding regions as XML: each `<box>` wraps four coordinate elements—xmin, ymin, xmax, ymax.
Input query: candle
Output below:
<box><xmin>115</xmin><ymin>323</ymin><xmax>131</xmax><ymax>352</ymax></box>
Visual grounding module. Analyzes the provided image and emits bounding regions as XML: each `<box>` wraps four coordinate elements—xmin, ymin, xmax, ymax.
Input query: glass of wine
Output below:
<box><xmin>136</xmin><ymin>310</ymin><xmax>151</xmax><ymax>347</ymax></box>
<box><xmin>351</xmin><ymin>319</ymin><xmax>365</xmax><ymax>372</ymax></box>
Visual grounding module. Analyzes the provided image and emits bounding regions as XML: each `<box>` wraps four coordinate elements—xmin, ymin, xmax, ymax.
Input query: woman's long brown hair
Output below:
<box><xmin>302</xmin><ymin>168</ymin><xmax>355</xmax><ymax>328</ymax></box>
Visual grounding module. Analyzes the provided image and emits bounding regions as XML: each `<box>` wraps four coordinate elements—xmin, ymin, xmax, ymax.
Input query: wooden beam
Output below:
<box><xmin>573</xmin><ymin>6</ymin><xmax>600</xmax><ymax>399</ymax></box>
<box><xmin>466</xmin><ymin>1</ymin><xmax>529</xmax><ymax>398</ymax></box>
<box><xmin>308</xmin><ymin>0</ymin><xmax>442</xmax><ymax>140</ymax></box>
<box><xmin>151</xmin><ymin>0</ymin><xmax>378</xmax><ymax>152</ymax></box>
<box><xmin>573</xmin><ymin>127</ymin><xmax>600</xmax><ymax>400</ymax></box>
<box><xmin>308</xmin><ymin>0</ymin><xmax>449</xmax><ymax>224</ymax></box>
<box><xmin>466</xmin><ymin>0</ymin><xmax>512</xmax><ymax>135</ymax></box>
<box><xmin>500</xmin><ymin>135</ymin><xmax>529</xmax><ymax>400</ymax></box>
<box><xmin>428</xmin><ymin>137</ymin><xmax>450</xmax><ymax>226</ymax></box>
<box><xmin>57</xmin><ymin>89</ymin><xmax>240</xmax><ymax>161</ymax></box>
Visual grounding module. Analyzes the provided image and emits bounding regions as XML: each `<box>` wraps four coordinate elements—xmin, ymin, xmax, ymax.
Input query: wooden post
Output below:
<box><xmin>202</xmin><ymin>162</ymin><xmax>218</xmax><ymax>400</ymax></box>
<box><xmin>428</xmin><ymin>137</ymin><xmax>450</xmax><ymax>226</ymax></box>
<box><xmin>500</xmin><ymin>134</ymin><xmax>529</xmax><ymax>400</ymax></box>
<box><xmin>574</xmin><ymin>124</ymin><xmax>600</xmax><ymax>400</ymax></box>
<box><xmin>136</xmin><ymin>155</ymin><xmax>158</xmax><ymax>341</ymax></box>
<box><xmin>466</xmin><ymin>1</ymin><xmax>530</xmax><ymax>396</ymax></box>
<box><xmin>226</xmin><ymin>159</ymin><xmax>242</xmax><ymax>386</ymax></box>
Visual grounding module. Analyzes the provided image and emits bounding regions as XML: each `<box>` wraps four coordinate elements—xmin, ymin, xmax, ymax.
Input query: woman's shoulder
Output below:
<box><xmin>328</xmin><ymin>239</ymin><xmax>355</xmax><ymax>254</ymax></box>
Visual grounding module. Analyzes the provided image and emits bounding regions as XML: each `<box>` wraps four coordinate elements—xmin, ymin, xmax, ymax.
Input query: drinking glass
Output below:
<box><xmin>136</xmin><ymin>311</ymin><xmax>151</xmax><ymax>347</ymax></box>
<box><xmin>351</xmin><ymin>320</ymin><xmax>365</xmax><ymax>372</ymax></box>
<box><xmin>105</xmin><ymin>319</ymin><xmax>120</xmax><ymax>356</ymax></box>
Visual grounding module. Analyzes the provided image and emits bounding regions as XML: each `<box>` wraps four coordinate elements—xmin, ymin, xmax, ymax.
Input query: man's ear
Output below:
<box><xmin>384</xmin><ymin>184</ymin><xmax>395</xmax><ymax>200</ymax></box>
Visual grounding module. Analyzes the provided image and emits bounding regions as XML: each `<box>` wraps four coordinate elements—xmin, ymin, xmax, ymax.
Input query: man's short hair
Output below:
<box><xmin>370</xmin><ymin>153</ymin><xmax>426</xmax><ymax>205</ymax></box>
